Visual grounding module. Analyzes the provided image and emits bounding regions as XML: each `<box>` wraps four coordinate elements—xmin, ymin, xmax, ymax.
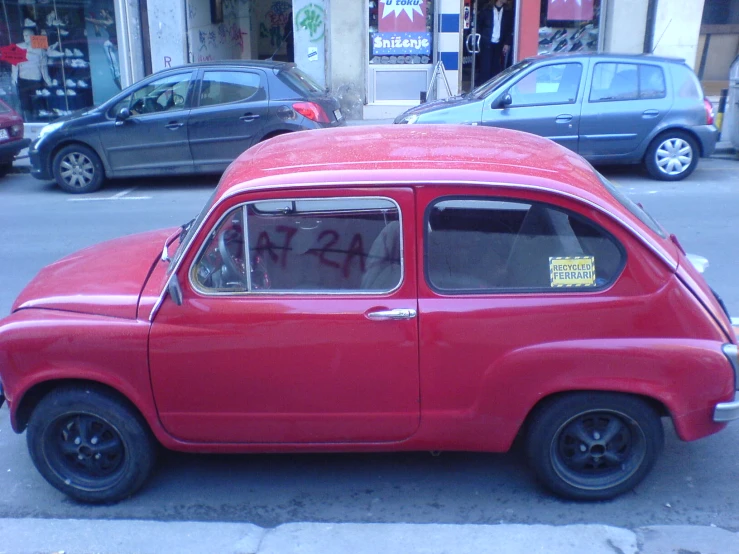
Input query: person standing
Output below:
<box><xmin>477</xmin><ymin>0</ymin><xmax>513</xmax><ymax>84</ymax></box>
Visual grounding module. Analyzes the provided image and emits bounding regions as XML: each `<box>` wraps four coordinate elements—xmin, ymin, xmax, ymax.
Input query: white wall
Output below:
<box><xmin>293</xmin><ymin>0</ymin><xmax>328</xmax><ymax>87</ymax></box>
<box><xmin>147</xmin><ymin>0</ymin><xmax>189</xmax><ymax>72</ymax></box>
<box><xmin>328</xmin><ymin>0</ymin><xmax>366</xmax><ymax>118</ymax></box>
<box><xmin>651</xmin><ymin>0</ymin><xmax>706</xmax><ymax>68</ymax></box>
<box><xmin>603</xmin><ymin>0</ymin><xmax>648</xmax><ymax>54</ymax></box>
<box><xmin>185</xmin><ymin>0</ymin><xmax>253</xmax><ymax>63</ymax></box>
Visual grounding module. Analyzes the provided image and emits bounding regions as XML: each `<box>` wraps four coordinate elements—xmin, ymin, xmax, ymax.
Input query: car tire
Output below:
<box><xmin>52</xmin><ymin>144</ymin><xmax>105</xmax><ymax>194</ymax></box>
<box><xmin>26</xmin><ymin>386</ymin><xmax>157</xmax><ymax>503</ymax></box>
<box><xmin>525</xmin><ymin>392</ymin><xmax>663</xmax><ymax>500</ymax></box>
<box><xmin>0</xmin><ymin>162</ymin><xmax>12</xmax><ymax>177</ymax></box>
<box><xmin>644</xmin><ymin>131</ymin><xmax>699</xmax><ymax>181</ymax></box>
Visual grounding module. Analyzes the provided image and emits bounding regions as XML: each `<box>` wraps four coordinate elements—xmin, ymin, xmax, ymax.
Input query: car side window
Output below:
<box><xmin>125</xmin><ymin>73</ymin><xmax>192</xmax><ymax>117</ymax></box>
<box><xmin>192</xmin><ymin>198</ymin><xmax>402</xmax><ymax>294</ymax></box>
<box><xmin>639</xmin><ymin>65</ymin><xmax>666</xmax><ymax>99</ymax></box>
<box><xmin>589</xmin><ymin>63</ymin><xmax>639</xmax><ymax>102</ymax></box>
<box><xmin>426</xmin><ymin>198</ymin><xmax>624</xmax><ymax>292</ymax></box>
<box><xmin>199</xmin><ymin>71</ymin><xmax>265</xmax><ymax>107</ymax></box>
<box><xmin>507</xmin><ymin>63</ymin><xmax>582</xmax><ymax>106</ymax></box>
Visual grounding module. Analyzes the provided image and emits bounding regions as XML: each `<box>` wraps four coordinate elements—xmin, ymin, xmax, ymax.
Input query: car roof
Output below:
<box><xmin>166</xmin><ymin>60</ymin><xmax>292</xmax><ymax>72</ymax></box>
<box><xmin>527</xmin><ymin>52</ymin><xmax>687</xmax><ymax>65</ymax></box>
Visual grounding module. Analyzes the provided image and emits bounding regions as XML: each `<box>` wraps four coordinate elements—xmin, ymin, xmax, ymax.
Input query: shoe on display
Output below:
<box><xmin>64</xmin><ymin>48</ymin><xmax>73</xmax><ymax>56</ymax></box>
<box><xmin>53</xmin><ymin>108</ymin><xmax>64</xmax><ymax>116</ymax></box>
<box><xmin>56</xmin><ymin>89</ymin><xmax>65</xmax><ymax>96</ymax></box>
<box><xmin>569</xmin><ymin>40</ymin><xmax>583</xmax><ymax>52</ymax></box>
<box><xmin>539</xmin><ymin>36</ymin><xmax>553</xmax><ymax>46</ymax></box>
<box><xmin>539</xmin><ymin>27</ymin><xmax>553</xmax><ymax>36</ymax></box>
<box><xmin>65</xmin><ymin>79</ymin><xmax>76</xmax><ymax>88</ymax></box>
<box><xmin>77</xmin><ymin>80</ymin><xmax>89</xmax><ymax>88</ymax></box>
<box><xmin>551</xmin><ymin>29</ymin><xmax>568</xmax><ymax>41</ymax></box>
<box><xmin>42</xmin><ymin>89</ymin><xmax>51</xmax><ymax>96</ymax></box>
<box><xmin>35</xmin><ymin>89</ymin><xmax>43</xmax><ymax>96</ymax></box>
<box><xmin>23</xmin><ymin>18</ymin><xmax>36</xmax><ymax>28</ymax></box>
<box><xmin>59</xmin><ymin>29</ymin><xmax>69</xmax><ymax>36</ymax></box>
<box><xmin>73</xmin><ymin>48</ymin><xmax>83</xmax><ymax>57</ymax></box>
<box><xmin>38</xmin><ymin>110</ymin><xmax>50</xmax><ymax>117</ymax></box>
<box><xmin>67</xmin><ymin>90</ymin><xmax>77</xmax><ymax>96</ymax></box>
<box><xmin>554</xmin><ymin>38</ymin><xmax>569</xmax><ymax>52</ymax></box>
<box><xmin>51</xmin><ymin>79</ymin><xmax>59</xmax><ymax>86</ymax></box>
<box><xmin>586</xmin><ymin>39</ymin><xmax>597</xmax><ymax>49</ymax></box>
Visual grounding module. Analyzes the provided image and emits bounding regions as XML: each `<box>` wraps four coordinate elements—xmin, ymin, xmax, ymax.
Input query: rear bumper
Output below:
<box><xmin>0</xmin><ymin>137</ymin><xmax>30</xmax><ymax>162</ymax></box>
<box><xmin>714</xmin><ymin>392</ymin><xmax>739</xmax><ymax>422</ymax></box>
<box><xmin>0</xmin><ymin>378</ymin><xmax>5</xmax><ymax>410</ymax></box>
<box><xmin>694</xmin><ymin>124</ymin><xmax>719</xmax><ymax>157</ymax></box>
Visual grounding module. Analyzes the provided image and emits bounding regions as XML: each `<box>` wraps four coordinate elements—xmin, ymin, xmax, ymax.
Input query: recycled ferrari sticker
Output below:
<box><xmin>549</xmin><ymin>256</ymin><xmax>596</xmax><ymax>288</ymax></box>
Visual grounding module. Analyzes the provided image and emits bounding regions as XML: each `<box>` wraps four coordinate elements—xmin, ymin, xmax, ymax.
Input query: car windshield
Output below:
<box><xmin>470</xmin><ymin>60</ymin><xmax>534</xmax><ymax>99</ymax></box>
<box><xmin>168</xmin><ymin>187</ymin><xmax>221</xmax><ymax>274</ymax></box>
<box><xmin>599</xmin><ymin>173</ymin><xmax>666</xmax><ymax>238</ymax></box>
<box><xmin>280</xmin><ymin>67</ymin><xmax>325</xmax><ymax>94</ymax></box>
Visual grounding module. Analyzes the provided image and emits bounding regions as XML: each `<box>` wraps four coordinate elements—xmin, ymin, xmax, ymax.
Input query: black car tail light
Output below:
<box><xmin>292</xmin><ymin>102</ymin><xmax>330</xmax><ymax>124</ymax></box>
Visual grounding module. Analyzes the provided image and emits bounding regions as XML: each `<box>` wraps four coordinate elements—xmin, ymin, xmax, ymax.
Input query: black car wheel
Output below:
<box><xmin>27</xmin><ymin>386</ymin><xmax>157</xmax><ymax>503</ymax></box>
<box><xmin>644</xmin><ymin>131</ymin><xmax>699</xmax><ymax>181</ymax></box>
<box><xmin>0</xmin><ymin>162</ymin><xmax>12</xmax><ymax>177</ymax></box>
<box><xmin>52</xmin><ymin>144</ymin><xmax>105</xmax><ymax>194</ymax></box>
<box><xmin>526</xmin><ymin>392</ymin><xmax>663</xmax><ymax>500</ymax></box>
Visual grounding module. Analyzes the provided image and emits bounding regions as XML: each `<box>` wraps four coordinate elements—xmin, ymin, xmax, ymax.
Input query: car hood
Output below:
<box><xmin>395</xmin><ymin>95</ymin><xmax>481</xmax><ymax>122</ymax></box>
<box><xmin>12</xmin><ymin>228</ymin><xmax>175</xmax><ymax>320</ymax></box>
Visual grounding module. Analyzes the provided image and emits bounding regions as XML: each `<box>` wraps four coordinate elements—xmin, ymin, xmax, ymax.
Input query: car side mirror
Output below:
<box><xmin>116</xmin><ymin>107</ymin><xmax>131</xmax><ymax>121</ymax></box>
<box><xmin>498</xmin><ymin>93</ymin><xmax>512</xmax><ymax>109</ymax></box>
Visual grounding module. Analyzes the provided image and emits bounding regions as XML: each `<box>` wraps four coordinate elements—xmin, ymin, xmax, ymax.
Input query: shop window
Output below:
<box><xmin>199</xmin><ymin>71</ymin><xmax>264</xmax><ymax>107</ymax></box>
<box><xmin>538</xmin><ymin>0</ymin><xmax>602</xmax><ymax>55</ymax></box>
<box><xmin>368</xmin><ymin>0</ymin><xmax>434</xmax><ymax>65</ymax></box>
<box><xmin>2</xmin><ymin>1</ymin><xmax>121</xmax><ymax>123</ymax></box>
<box><xmin>426</xmin><ymin>198</ymin><xmax>623</xmax><ymax>292</ymax></box>
<box><xmin>508</xmin><ymin>63</ymin><xmax>582</xmax><ymax>106</ymax></box>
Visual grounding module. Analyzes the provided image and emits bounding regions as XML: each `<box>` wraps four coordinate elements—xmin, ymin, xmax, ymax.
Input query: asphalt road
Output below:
<box><xmin>1</xmin><ymin>157</ymin><xmax>739</xmax><ymax>530</ymax></box>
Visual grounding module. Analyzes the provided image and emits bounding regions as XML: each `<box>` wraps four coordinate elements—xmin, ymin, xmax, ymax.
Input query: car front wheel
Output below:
<box><xmin>525</xmin><ymin>392</ymin><xmax>663</xmax><ymax>500</ymax></box>
<box><xmin>644</xmin><ymin>131</ymin><xmax>699</xmax><ymax>181</ymax></box>
<box><xmin>52</xmin><ymin>144</ymin><xmax>105</xmax><ymax>193</ymax></box>
<box><xmin>27</xmin><ymin>386</ymin><xmax>157</xmax><ymax>503</ymax></box>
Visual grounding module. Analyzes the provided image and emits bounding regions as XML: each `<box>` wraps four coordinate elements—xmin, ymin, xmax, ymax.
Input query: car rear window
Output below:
<box><xmin>599</xmin><ymin>174</ymin><xmax>666</xmax><ymax>238</ymax></box>
<box><xmin>279</xmin><ymin>67</ymin><xmax>325</xmax><ymax>94</ymax></box>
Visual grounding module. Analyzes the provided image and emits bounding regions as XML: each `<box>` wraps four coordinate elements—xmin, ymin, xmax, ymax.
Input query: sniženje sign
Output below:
<box><xmin>371</xmin><ymin>32</ymin><xmax>432</xmax><ymax>56</ymax></box>
<box><xmin>549</xmin><ymin>256</ymin><xmax>596</xmax><ymax>287</ymax></box>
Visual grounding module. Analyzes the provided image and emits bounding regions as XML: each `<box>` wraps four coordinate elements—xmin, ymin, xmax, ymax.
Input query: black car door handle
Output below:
<box><xmin>642</xmin><ymin>109</ymin><xmax>660</xmax><ymax>118</ymax></box>
<box><xmin>240</xmin><ymin>113</ymin><xmax>260</xmax><ymax>122</ymax></box>
<box><xmin>555</xmin><ymin>114</ymin><xmax>573</xmax><ymax>123</ymax></box>
<box><xmin>165</xmin><ymin>121</ymin><xmax>184</xmax><ymax>130</ymax></box>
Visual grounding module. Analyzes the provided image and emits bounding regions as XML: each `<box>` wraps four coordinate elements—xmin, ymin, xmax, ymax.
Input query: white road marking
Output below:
<box><xmin>67</xmin><ymin>188</ymin><xmax>151</xmax><ymax>202</ymax></box>
<box><xmin>111</xmin><ymin>187</ymin><xmax>137</xmax><ymax>199</ymax></box>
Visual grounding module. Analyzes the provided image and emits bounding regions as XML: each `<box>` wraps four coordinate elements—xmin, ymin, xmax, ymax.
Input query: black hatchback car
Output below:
<box><xmin>29</xmin><ymin>61</ymin><xmax>346</xmax><ymax>193</ymax></box>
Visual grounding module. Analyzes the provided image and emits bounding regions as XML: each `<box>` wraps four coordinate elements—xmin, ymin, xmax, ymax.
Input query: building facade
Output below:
<box><xmin>1</xmin><ymin>0</ymin><xmax>734</xmax><ymax>129</ymax></box>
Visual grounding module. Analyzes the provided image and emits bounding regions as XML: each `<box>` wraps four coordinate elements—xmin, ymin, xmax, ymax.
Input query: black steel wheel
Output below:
<box><xmin>27</xmin><ymin>386</ymin><xmax>157</xmax><ymax>503</ymax></box>
<box><xmin>52</xmin><ymin>143</ymin><xmax>105</xmax><ymax>193</ymax></box>
<box><xmin>526</xmin><ymin>392</ymin><xmax>663</xmax><ymax>500</ymax></box>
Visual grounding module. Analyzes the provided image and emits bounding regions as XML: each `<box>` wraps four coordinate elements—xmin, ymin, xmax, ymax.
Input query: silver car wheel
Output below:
<box><xmin>59</xmin><ymin>152</ymin><xmax>96</xmax><ymax>189</ymax></box>
<box><xmin>655</xmin><ymin>138</ymin><xmax>693</xmax><ymax>176</ymax></box>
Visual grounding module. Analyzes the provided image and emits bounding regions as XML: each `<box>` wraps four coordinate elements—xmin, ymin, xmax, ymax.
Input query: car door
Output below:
<box><xmin>480</xmin><ymin>61</ymin><xmax>585</xmax><ymax>152</ymax></box>
<box><xmin>579</xmin><ymin>62</ymin><xmax>670</xmax><ymax>159</ymax></box>
<box><xmin>188</xmin><ymin>69</ymin><xmax>269</xmax><ymax>173</ymax></box>
<box><xmin>98</xmin><ymin>70</ymin><xmax>195</xmax><ymax>176</ymax></box>
<box><xmin>148</xmin><ymin>188</ymin><xmax>420</xmax><ymax>444</ymax></box>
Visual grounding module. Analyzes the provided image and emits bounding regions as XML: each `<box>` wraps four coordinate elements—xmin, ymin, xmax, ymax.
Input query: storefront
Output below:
<box><xmin>0</xmin><ymin>0</ymin><xmax>122</xmax><ymax>124</ymax></box>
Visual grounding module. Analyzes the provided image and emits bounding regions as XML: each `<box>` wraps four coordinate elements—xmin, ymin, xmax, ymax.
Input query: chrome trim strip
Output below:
<box><xmin>714</xmin><ymin>392</ymin><xmax>739</xmax><ymax>422</ymax></box>
<box><xmin>243</xmin><ymin>204</ymin><xmax>252</xmax><ymax>292</ymax></box>
<box><xmin>0</xmin><ymin>377</ymin><xmax>5</xmax><ymax>409</ymax></box>
<box><xmin>722</xmin><ymin>344</ymin><xmax>739</xmax><ymax>390</ymax></box>
<box><xmin>150</xmin><ymin>176</ymin><xmax>678</xmax><ymax>322</ymax></box>
<box><xmin>366</xmin><ymin>308</ymin><xmax>417</xmax><ymax>320</ymax></box>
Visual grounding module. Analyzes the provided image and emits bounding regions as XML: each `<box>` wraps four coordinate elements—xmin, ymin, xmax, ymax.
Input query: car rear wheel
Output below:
<box><xmin>644</xmin><ymin>131</ymin><xmax>699</xmax><ymax>181</ymax></box>
<box><xmin>525</xmin><ymin>392</ymin><xmax>663</xmax><ymax>500</ymax></box>
<box><xmin>52</xmin><ymin>144</ymin><xmax>104</xmax><ymax>194</ymax></box>
<box><xmin>27</xmin><ymin>386</ymin><xmax>157</xmax><ymax>503</ymax></box>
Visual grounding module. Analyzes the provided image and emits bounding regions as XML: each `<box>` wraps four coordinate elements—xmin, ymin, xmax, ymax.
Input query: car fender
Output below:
<box><xmin>48</xmin><ymin>136</ymin><xmax>110</xmax><ymax>177</ymax></box>
<box><xmin>635</xmin><ymin>122</ymin><xmax>705</xmax><ymax>160</ymax></box>
<box><xmin>470</xmin><ymin>338</ymin><xmax>734</xmax><ymax>448</ymax></box>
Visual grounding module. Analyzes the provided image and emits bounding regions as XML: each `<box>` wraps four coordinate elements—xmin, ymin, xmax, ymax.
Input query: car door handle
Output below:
<box><xmin>240</xmin><ymin>113</ymin><xmax>260</xmax><ymax>122</ymax></box>
<box><xmin>165</xmin><ymin>121</ymin><xmax>184</xmax><ymax>130</ymax></box>
<box><xmin>642</xmin><ymin>109</ymin><xmax>660</xmax><ymax>118</ymax></box>
<box><xmin>366</xmin><ymin>308</ymin><xmax>417</xmax><ymax>321</ymax></box>
<box><xmin>555</xmin><ymin>114</ymin><xmax>573</xmax><ymax>123</ymax></box>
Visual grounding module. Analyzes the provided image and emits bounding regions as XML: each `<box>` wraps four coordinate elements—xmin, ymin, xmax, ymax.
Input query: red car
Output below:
<box><xmin>0</xmin><ymin>125</ymin><xmax>737</xmax><ymax>503</ymax></box>
<box><xmin>0</xmin><ymin>98</ymin><xmax>29</xmax><ymax>176</ymax></box>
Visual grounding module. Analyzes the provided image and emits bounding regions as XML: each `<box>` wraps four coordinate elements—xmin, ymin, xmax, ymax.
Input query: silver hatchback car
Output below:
<box><xmin>395</xmin><ymin>54</ymin><xmax>718</xmax><ymax>181</ymax></box>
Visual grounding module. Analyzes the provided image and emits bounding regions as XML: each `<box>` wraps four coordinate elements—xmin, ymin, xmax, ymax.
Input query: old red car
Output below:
<box><xmin>0</xmin><ymin>125</ymin><xmax>737</xmax><ymax>503</ymax></box>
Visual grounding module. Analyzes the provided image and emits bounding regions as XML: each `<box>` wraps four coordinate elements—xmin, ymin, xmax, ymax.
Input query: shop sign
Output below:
<box><xmin>372</xmin><ymin>32</ymin><xmax>431</xmax><ymax>56</ymax></box>
<box><xmin>378</xmin><ymin>0</ymin><xmax>427</xmax><ymax>33</ymax></box>
<box><xmin>30</xmin><ymin>35</ymin><xmax>49</xmax><ymax>49</ymax></box>
<box><xmin>547</xmin><ymin>0</ymin><xmax>594</xmax><ymax>21</ymax></box>
<box><xmin>0</xmin><ymin>44</ymin><xmax>28</xmax><ymax>65</ymax></box>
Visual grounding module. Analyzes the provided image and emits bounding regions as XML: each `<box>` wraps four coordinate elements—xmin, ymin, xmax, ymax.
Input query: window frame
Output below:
<box><xmin>195</xmin><ymin>69</ymin><xmax>267</xmax><ymax>109</ymax></box>
<box><xmin>423</xmin><ymin>195</ymin><xmax>627</xmax><ymax>296</ymax></box>
<box><xmin>106</xmin><ymin>70</ymin><xmax>196</xmax><ymax>119</ymax></box>
<box><xmin>588</xmin><ymin>62</ymin><xmax>667</xmax><ymax>104</ymax></box>
<box><xmin>188</xmin><ymin>195</ymin><xmax>405</xmax><ymax>297</ymax></box>
<box><xmin>504</xmin><ymin>62</ymin><xmax>584</xmax><ymax>108</ymax></box>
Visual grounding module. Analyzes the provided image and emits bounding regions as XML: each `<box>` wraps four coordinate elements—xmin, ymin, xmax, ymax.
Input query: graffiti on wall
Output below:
<box><xmin>296</xmin><ymin>2</ymin><xmax>325</xmax><ymax>42</ymax></box>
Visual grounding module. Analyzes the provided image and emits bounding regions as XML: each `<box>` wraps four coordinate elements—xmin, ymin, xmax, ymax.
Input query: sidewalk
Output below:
<box><xmin>1</xmin><ymin>519</ymin><xmax>737</xmax><ymax>554</ymax></box>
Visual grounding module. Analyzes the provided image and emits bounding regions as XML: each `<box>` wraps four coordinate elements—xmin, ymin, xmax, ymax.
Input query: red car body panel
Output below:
<box><xmin>0</xmin><ymin>125</ymin><xmax>736</xmax><ymax>456</ymax></box>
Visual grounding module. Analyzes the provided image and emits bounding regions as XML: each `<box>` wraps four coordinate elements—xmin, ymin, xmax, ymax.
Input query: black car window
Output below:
<box><xmin>426</xmin><ymin>198</ymin><xmax>624</xmax><ymax>292</ymax></box>
<box><xmin>125</xmin><ymin>73</ymin><xmax>192</xmax><ymax>117</ymax></box>
<box><xmin>199</xmin><ymin>71</ymin><xmax>265</xmax><ymax>107</ymax></box>
<box><xmin>639</xmin><ymin>65</ymin><xmax>666</xmax><ymax>99</ymax></box>
<box><xmin>508</xmin><ymin>63</ymin><xmax>582</xmax><ymax>106</ymax></box>
<box><xmin>590</xmin><ymin>63</ymin><xmax>639</xmax><ymax>102</ymax></box>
